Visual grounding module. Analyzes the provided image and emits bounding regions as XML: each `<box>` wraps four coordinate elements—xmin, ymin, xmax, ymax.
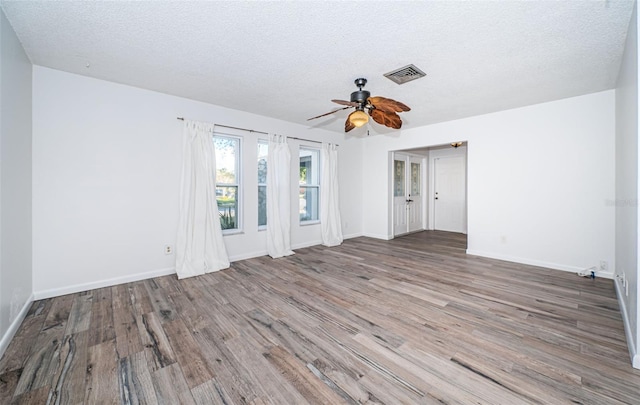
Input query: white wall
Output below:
<box><xmin>32</xmin><ymin>66</ymin><xmax>363</xmax><ymax>298</ymax></box>
<box><xmin>363</xmin><ymin>91</ymin><xmax>616</xmax><ymax>275</ymax></box>
<box><xmin>0</xmin><ymin>10</ymin><xmax>33</xmax><ymax>356</ymax></box>
<box><xmin>615</xmin><ymin>1</ymin><xmax>640</xmax><ymax>369</ymax></box>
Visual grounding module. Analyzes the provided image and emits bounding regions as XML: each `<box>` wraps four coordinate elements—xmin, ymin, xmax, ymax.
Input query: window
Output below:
<box><xmin>214</xmin><ymin>135</ymin><xmax>241</xmax><ymax>232</ymax></box>
<box><xmin>257</xmin><ymin>140</ymin><xmax>268</xmax><ymax>228</ymax></box>
<box><xmin>299</xmin><ymin>147</ymin><xmax>320</xmax><ymax>223</ymax></box>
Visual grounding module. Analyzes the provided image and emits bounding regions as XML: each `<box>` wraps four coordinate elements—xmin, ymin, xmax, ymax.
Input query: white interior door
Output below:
<box><xmin>434</xmin><ymin>155</ymin><xmax>465</xmax><ymax>233</ymax></box>
<box><xmin>393</xmin><ymin>155</ymin><xmax>408</xmax><ymax>236</ymax></box>
<box><xmin>407</xmin><ymin>157</ymin><xmax>423</xmax><ymax>233</ymax></box>
<box><xmin>393</xmin><ymin>154</ymin><xmax>424</xmax><ymax>236</ymax></box>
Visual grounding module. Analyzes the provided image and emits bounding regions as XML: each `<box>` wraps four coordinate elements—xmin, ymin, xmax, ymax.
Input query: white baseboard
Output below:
<box><xmin>465</xmin><ymin>249</ymin><xmax>614</xmax><ymax>279</ymax></box>
<box><xmin>229</xmin><ymin>236</ymin><xmax>362</xmax><ymax>261</ymax></box>
<box><xmin>33</xmin><ymin>267</ymin><xmax>177</xmax><ymax>300</ymax></box>
<box><xmin>614</xmin><ymin>276</ymin><xmax>639</xmax><ymax>369</ymax></box>
<box><xmin>228</xmin><ymin>250</ymin><xmax>268</xmax><ymax>262</ymax></box>
<box><xmin>292</xmin><ymin>239</ymin><xmax>323</xmax><ymax>250</ymax></box>
<box><xmin>362</xmin><ymin>232</ymin><xmax>393</xmax><ymax>240</ymax></box>
<box><xmin>342</xmin><ymin>232</ymin><xmax>363</xmax><ymax>240</ymax></box>
<box><xmin>0</xmin><ymin>293</ymin><xmax>35</xmax><ymax>360</ymax></box>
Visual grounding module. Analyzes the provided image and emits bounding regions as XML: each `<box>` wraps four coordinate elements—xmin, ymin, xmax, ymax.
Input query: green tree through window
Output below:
<box><xmin>258</xmin><ymin>140</ymin><xmax>268</xmax><ymax>227</ymax></box>
<box><xmin>214</xmin><ymin>135</ymin><xmax>240</xmax><ymax>231</ymax></box>
<box><xmin>299</xmin><ymin>147</ymin><xmax>319</xmax><ymax>222</ymax></box>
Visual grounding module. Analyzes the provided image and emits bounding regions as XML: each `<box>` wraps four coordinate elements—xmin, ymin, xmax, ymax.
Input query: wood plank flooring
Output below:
<box><xmin>2</xmin><ymin>231</ymin><xmax>640</xmax><ymax>404</ymax></box>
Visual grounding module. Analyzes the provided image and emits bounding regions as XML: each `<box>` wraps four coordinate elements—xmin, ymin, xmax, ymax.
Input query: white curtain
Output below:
<box><xmin>176</xmin><ymin>120</ymin><xmax>230</xmax><ymax>279</ymax></box>
<box><xmin>266</xmin><ymin>134</ymin><xmax>295</xmax><ymax>258</ymax></box>
<box><xmin>320</xmin><ymin>143</ymin><xmax>343</xmax><ymax>247</ymax></box>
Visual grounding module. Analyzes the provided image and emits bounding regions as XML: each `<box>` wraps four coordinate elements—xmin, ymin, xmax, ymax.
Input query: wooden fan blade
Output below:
<box><xmin>370</xmin><ymin>108</ymin><xmax>402</xmax><ymax>129</ymax></box>
<box><xmin>345</xmin><ymin>113</ymin><xmax>356</xmax><ymax>132</ymax></box>
<box><xmin>368</xmin><ymin>96</ymin><xmax>411</xmax><ymax>113</ymax></box>
<box><xmin>307</xmin><ymin>106</ymin><xmax>352</xmax><ymax>121</ymax></box>
<box><xmin>332</xmin><ymin>99</ymin><xmax>359</xmax><ymax>107</ymax></box>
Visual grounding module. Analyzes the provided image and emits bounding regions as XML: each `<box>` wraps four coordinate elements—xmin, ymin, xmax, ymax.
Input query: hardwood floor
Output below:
<box><xmin>1</xmin><ymin>231</ymin><xmax>639</xmax><ymax>404</ymax></box>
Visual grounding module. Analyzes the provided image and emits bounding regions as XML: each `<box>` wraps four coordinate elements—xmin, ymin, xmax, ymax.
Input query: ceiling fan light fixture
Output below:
<box><xmin>349</xmin><ymin>110</ymin><xmax>369</xmax><ymax>127</ymax></box>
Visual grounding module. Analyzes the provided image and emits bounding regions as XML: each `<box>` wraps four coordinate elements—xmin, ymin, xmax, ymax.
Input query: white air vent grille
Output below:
<box><xmin>384</xmin><ymin>64</ymin><xmax>426</xmax><ymax>84</ymax></box>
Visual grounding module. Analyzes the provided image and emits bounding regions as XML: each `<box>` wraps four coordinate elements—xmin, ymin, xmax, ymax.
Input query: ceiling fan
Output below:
<box><xmin>307</xmin><ymin>78</ymin><xmax>411</xmax><ymax>132</ymax></box>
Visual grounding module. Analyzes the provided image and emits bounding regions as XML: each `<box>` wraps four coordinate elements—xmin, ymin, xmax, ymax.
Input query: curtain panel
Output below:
<box><xmin>320</xmin><ymin>142</ymin><xmax>343</xmax><ymax>247</ymax></box>
<box><xmin>176</xmin><ymin>120</ymin><xmax>230</xmax><ymax>279</ymax></box>
<box><xmin>266</xmin><ymin>134</ymin><xmax>295</xmax><ymax>258</ymax></box>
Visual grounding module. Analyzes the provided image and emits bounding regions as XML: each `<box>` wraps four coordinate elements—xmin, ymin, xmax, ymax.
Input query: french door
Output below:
<box><xmin>393</xmin><ymin>154</ymin><xmax>423</xmax><ymax>236</ymax></box>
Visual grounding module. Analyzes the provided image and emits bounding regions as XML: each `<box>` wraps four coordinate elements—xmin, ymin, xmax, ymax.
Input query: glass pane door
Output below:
<box><xmin>394</xmin><ymin>160</ymin><xmax>405</xmax><ymax>197</ymax></box>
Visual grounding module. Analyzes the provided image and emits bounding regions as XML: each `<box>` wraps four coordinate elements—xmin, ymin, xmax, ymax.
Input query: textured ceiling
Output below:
<box><xmin>0</xmin><ymin>1</ymin><xmax>634</xmax><ymax>135</ymax></box>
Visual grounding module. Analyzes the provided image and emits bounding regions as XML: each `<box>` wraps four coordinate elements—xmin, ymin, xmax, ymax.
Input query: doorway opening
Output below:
<box><xmin>391</xmin><ymin>142</ymin><xmax>468</xmax><ymax>245</ymax></box>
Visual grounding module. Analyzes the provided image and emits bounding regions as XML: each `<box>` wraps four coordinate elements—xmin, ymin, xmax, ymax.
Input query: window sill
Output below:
<box><xmin>222</xmin><ymin>229</ymin><xmax>244</xmax><ymax>236</ymax></box>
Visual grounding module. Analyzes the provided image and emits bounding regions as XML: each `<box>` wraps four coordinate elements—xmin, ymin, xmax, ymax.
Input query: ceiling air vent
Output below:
<box><xmin>383</xmin><ymin>64</ymin><xmax>426</xmax><ymax>85</ymax></box>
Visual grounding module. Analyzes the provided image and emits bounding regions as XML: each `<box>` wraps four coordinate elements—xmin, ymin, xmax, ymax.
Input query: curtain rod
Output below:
<box><xmin>177</xmin><ymin>117</ymin><xmax>338</xmax><ymax>146</ymax></box>
<box><xmin>177</xmin><ymin>117</ymin><xmax>268</xmax><ymax>135</ymax></box>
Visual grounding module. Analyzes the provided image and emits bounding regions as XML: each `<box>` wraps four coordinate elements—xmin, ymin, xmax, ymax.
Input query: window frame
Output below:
<box><xmin>257</xmin><ymin>139</ymin><xmax>268</xmax><ymax>230</ymax></box>
<box><xmin>299</xmin><ymin>146</ymin><xmax>321</xmax><ymax>225</ymax></box>
<box><xmin>213</xmin><ymin>133</ymin><xmax>242</xmax><ymax>235</ymax></box>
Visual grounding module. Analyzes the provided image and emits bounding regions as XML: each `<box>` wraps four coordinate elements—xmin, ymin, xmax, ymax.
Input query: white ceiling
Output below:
<box><xmin>0</xmin><ymin>1</ymin><xmax>634</xmax><ymax>135</ymax></box>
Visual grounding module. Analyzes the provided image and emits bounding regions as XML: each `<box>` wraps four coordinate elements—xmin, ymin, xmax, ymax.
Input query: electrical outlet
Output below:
<box><xmin>599</xmin><ymin>260</ymin><xmax>608</xmax><ymax>272</ymax></box>
<box><xmin>164</xmin><ymin>245</ymin><xmax>173</xmax><ymax>255</ymax></box>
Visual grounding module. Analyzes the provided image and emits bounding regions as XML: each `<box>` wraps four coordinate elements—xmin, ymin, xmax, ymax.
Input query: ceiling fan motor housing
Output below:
<box><xmin>351</xmin><ymin>90</ymin><xmax>370</xmax><ymax>104</ymax></box>
<box><xmin>351</xmin><ymin>78</ymin><xmax>370</xmax><ymax>104</ymax></box>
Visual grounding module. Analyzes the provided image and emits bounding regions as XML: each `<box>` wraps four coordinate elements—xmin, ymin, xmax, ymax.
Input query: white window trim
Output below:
<box><xmin>257</xmin><ymin>139</ymin><xmax>268</xmax><ymax>231</ymax></box>
<box><xmin>214</xmin><ymin>133</ymin><xmax>242</xmax><ymax>235</ymax></box>
<box><xmin>299</xmin><ymin>146</ymin><xmax>321</xmax><ymax>225</ymax></box>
